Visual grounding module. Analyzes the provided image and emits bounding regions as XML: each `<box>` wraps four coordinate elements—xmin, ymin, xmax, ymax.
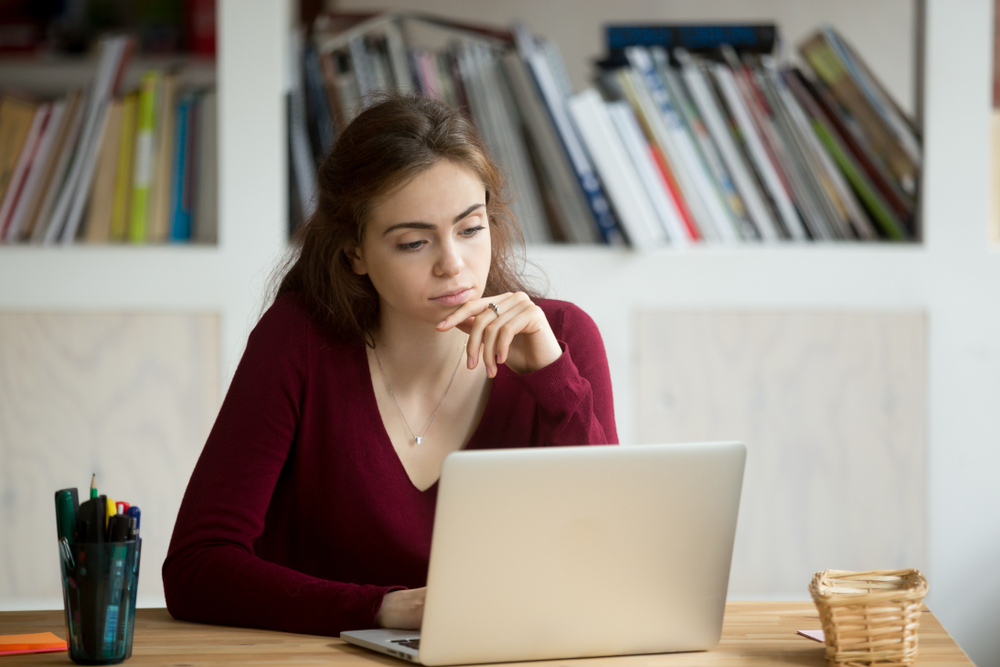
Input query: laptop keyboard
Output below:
<box><xmin>391</xmin><ymin>639</ymin><xmax>420</xmax><ymax>650</ymax></box>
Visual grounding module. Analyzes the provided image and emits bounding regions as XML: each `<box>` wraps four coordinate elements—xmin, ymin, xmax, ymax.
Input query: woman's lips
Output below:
<box><xmin>430</xmin><ymin>288</ymin><xmax>472</xmax><ymax>306</ymax></box>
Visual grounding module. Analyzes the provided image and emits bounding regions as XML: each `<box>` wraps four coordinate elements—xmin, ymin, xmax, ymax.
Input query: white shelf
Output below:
<box><xmin>0</xmin><ymin>1</ymin><xmax>998</xmax><ymax>663</ymax></box>
<box><xmin>0</xmin><ymin>242</ymin><xmax>936</xmax><ymax>310</ymax></box>
<box><xmin>0</xmin><ymin>246</ymin><xmax>225</xmax><ymax>310</ymax></box>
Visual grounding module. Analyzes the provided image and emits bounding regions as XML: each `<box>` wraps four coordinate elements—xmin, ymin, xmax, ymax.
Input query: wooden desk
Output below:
<box><xmin>0</xmin><ymin>602</ymin><xmax>973</xmax><ymax>666</ymax></box>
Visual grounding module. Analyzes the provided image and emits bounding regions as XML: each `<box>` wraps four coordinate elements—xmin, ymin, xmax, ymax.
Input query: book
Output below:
<box><xmin>514</xmin><ymin>23</ymin><xmax>623</xmax><ymax>244</ymax></box>
<box><xmin>632</xmin><ymin>47</ymin><xmax>737</xmax><ymax>243</ymax></box>
<box><xmin>457</xmin><ymin>40</ymin><xmax>550</xmax><ymax>243</ymax></box>
<box><xmin>169</xmin><ymin>93</ymin><xmax>196</xmax><ymax>241</ymax></box>
<box><xmin>607</xmin><ymin>24</ymin><xmax>777</xmax><ymax>54</ymax></box>
<box><xmin>799</xmin><ymin>30</ymin><xmax>918</xmax><ymax>195</ymax></box>
<box><xmin>652</xmin><ymin>48</ymin><xmax>754</xmax><ymax>241</ymax></box>
<box><xmin>791</xmin><ymin>66</ymin><xmax>914</xmax><ymax>222</ymax></box>
<box><xmin>0</xmin><ymin>102</ymin><xmax>50</xmax><ymax>240</ymax></box>
<box><xmin>0</xmin><ymin>96</ymin><xmax>39</xmax><ymax>208</ymax></box>
<box><xmin>4</xmin><ymin>100</ymin><xmax>66</xmax><ymax>242</ymax></box>
<box><xmin>303</xmin><ymin>42</ymin><xmax>336</xmax><ymax>157</ymax></box>
<box><xmin>128</xmin><ymin>70</ymin><xmax>160</xmax><ymax>243</ymax></box>
<box><xmin>568</xmin><ymin>90</ymin><xmax>665</xmax><ymax>250</ymax></box>
<box><xmin>82</xmin><ymin>99</ymin><xmax>123</xmax><ymax>243</ymax></box>
<box><xmin>288</xmin><ymin>28</ymin><xmax>319</xmax><ymax>228</ymax></box>
<box><xmin>110</xmin><ymin>91</ymin><xmax>138</xmax><ymax>242</ymax></box>
<box><xmin>193</xmin><ymin>90</ymin><xmax>218</xmax><ymax>244</ymax></box>
<box><xmin>784</xmin><ymin>68</ymin><xmax>907</xmax><ymax>240</ymax></box>
<box><xmin>29</xmin><ymin>91</ymin><xmax>85</xmax><ymax>243</ymax></box>
<box><xmin>501</xmin><ymin>51</ymin><xmax>600</xmax><ymax>244</ymax></box>
<box><xmin>148</xmin><ymin>73</ymin><xmax>179</xmax><ymax>243</ymax></box>
<box><xmin>606</xmin><ymin>101</ymin><xmax>688</xmax><ymax>245</ymax></box>
<box><xmin>46</xmin><ymin>35</ymin><xmax>132</xmax><ymax>244</ymax></box>
<box><xmin>823</xmin><ymin>27</ymin><xmax>920</xmax><ymax>165</ymax></box>
<box><xmin>758</xmin><ymin>57</ymin><xmax>876</xmax><ymax>240</ymax></box>
<box><xmin>708</xmin><ymin>60</ymin><xmax>795</xmax><ymax>241</ymax></box>
<box><xmin>719</xmin><ymin>49</ymin><xmax>817</xmax><ymax>240</ymax></box>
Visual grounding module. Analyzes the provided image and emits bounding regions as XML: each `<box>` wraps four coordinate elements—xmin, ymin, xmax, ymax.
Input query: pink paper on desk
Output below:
<box><xmin>797</xmin><ymin>629</ymin><xmax>825</xmax><ymax>642</ymax></box>
<box><xmin>0</xmin><ymin>631</ymin><xmax>68</xmax><ymax>656</ymax></box>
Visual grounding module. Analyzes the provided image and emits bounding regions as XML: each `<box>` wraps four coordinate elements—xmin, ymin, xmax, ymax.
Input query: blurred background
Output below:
<box><xmin>0</xmin><ymin>1</ymin><xmax>997</xmax><ymax>665</ymax></box>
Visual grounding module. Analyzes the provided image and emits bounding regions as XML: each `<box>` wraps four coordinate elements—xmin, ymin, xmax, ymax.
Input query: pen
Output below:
<box><xmin>75</xmin><ymin>495</ymin><xmax>106</xmax><ymax>657</ymax></box>
<box><xmin>115</xmin><ymin>501</ymin><xmax>130</xmax><ymax>515</ymax></box>
<box><xmin>55</xmin><ymin>489</ymin><xmax>79</xmax><ymax>543</ymax></box>
<box><xmin>125</xmin><ymin>506</ymin><xmax>140</xmax><ymax>540</ymax></box>
<box><xmin>105</xmin><ymin>497</ymin><xmax>116</xmax><ymax>530</ymax></box>
<box><xmin>90</xmin><ymin>474</ymin><xmax>97</xmax><ymax>500</ymax></box>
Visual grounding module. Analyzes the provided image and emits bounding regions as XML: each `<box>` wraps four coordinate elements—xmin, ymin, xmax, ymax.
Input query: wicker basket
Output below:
<box><xmin>809</xmin><ymin>569</ymin><xmax>929</xmax><ymax>667</ymax></box>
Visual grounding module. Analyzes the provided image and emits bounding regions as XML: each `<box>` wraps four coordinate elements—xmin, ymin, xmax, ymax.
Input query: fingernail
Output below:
<box><xmin>437</xmin><ymin>320</ymin><xmax>447</xmax><ymax>328</ymax></box>
<box><xmin>467</xmin><ymin>356</ymin><xmax>474</xmax><ymax>369</ymax></box>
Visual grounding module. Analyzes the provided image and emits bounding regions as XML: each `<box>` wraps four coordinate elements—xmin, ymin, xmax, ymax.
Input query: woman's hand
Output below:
<box><xmin>437</xmin><ymin>292</ymin><xmax>562</xmax><ymax>377</ymax></box>
<box><xmin>376</xmin><ymin>587</ymin><xmax>426</xmax><ymax>629</ymax></box>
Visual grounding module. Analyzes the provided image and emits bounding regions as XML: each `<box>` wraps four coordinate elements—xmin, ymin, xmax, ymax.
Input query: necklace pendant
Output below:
<box><xmin>415</xmin><ymin>436</ymin><xmax>423</xmax><ymax>445</ymax></box>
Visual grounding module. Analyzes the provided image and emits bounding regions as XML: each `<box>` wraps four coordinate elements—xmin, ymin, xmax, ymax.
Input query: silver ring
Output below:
<box><xmin>488</xmin><ymin>302</ymin><xmax>500</xmax><ymax>317</ymax></box>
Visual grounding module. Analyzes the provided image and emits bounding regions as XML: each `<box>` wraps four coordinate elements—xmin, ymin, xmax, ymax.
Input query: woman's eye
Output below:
<box><xmin>397</xmin><ymin>240</ymin><xmax>426</xmax><ymax>252</ymax></box>
<box><xmin>461</xmin><ymin>225</ymin><xmax>485</xmax><ymax>237</ymax></box>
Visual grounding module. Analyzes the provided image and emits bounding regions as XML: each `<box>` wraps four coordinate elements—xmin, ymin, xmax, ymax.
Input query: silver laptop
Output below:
<box><xmin>340</xmin><ymin>441</ymin><xmax>745</xmax><ymax>666</ymax></box>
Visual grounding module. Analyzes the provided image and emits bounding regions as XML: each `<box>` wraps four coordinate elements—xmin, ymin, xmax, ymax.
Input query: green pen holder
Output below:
<box><xmin>58</xmin><ymin>538</ymin><xmax>142</xmax><ymax>665</ymax></box>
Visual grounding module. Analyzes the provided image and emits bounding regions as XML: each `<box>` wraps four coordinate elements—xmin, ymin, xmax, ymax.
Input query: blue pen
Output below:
<box><xmin>125</xmin><ymin>506</ymin><xmax>140</xmax><ymax>540</ymax></box>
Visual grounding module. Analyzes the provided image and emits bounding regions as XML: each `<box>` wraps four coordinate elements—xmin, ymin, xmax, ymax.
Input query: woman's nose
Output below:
<box><xmin>435</xmin><ymin>239</ymin><xmax>464</xmax><ymax>276</ymax></box>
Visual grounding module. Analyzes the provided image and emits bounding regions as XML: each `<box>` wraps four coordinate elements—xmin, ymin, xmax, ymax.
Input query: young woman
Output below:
<box><xmin>162</xmin><ymin>93</ymin><xmax>618</xmax><ymax>637</ymax></box>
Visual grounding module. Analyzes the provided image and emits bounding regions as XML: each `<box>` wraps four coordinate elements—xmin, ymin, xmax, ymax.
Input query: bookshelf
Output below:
<box><xmin>0</xmin><ymin>0</ymin><xmax>998</xmax><ymax>665</ymax></box>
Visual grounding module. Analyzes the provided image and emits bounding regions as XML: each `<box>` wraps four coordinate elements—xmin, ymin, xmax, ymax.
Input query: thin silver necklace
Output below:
<box><xmin>372</xmin><ymin>338</ymin><xmax>466</xmax><ymax>446</ymax></box>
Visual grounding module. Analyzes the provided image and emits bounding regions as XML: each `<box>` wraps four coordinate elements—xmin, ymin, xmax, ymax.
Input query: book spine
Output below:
<box><xmin>524</xmin><ymin>43</ymin><xmax>623</xmax><ymax>244</ymax></box>
<box><xmin>501</xmin><ymin>51</ymin><xmax>600</xmax><ymax>244</ymax></box>
<box><xmin>800</xmin><ymin>34</ymin><xmax>916</xmax><ymax>194</ymax></box>
<box><xmin>6</xmin><ymin>101</ymin><xmax>64</xmax><ymax>242</ymax></box>
<box><xmin>55</xmin><ymin>36</ymin><xmax>131</xmax><ymax>244</ymax></box>
<box><xmin>762</xmin><ymin>60</ymin><xmax>875</xmax><ymax>240</ymax></box>
<box><xmin>129</xmin><ymin>71</ymin><xmax>159</xmax><ymax>243</ymax></box>
<box><xmin>111</xmin><ymin>92</ymin><xmax>137</xmax><ymax>242</ymax></box>
<box><xmin>148</xmin><ymin>73</ymin><xmax>177</xmax><ymax>243</ymax></box>
<box><xmin>607</xmin><ymin>101</ymin><xmax>685</xmax><ymax>245</ymax></box>
<box><xmin>169</xmin><ymin>95</ymin><xmax>191</xmax><ymax>242</ymax></box>
<box><xmin>193</xmin><ymin>90</ymin><xmax>217</xmax><ymax>244</ymax></box>
<box><xmin>628</xmin><ymin>48</ymin><xmax>738</xmax><ymax>243</ymax></box>
<box><xmin>82</xmin><ymin>100</ymin><xmax>123</xmax><ymax>243</ymax></box>
<box><xmin>710</xmin><ymin>62</ymin><xmax>793</xmax><ymax>241</ymax></box>
<box><xmin>0</xmin><ymin>104</ymin><xmax>50</xmax><ymax>240</ymax></box>
<box><xmin>569</xmin><ymin>90</ymin><xmax>663</xmax><ymax>250</ymax></box>
<box><xmin>654</xmin><ymin>50</ymin><xmax>752</xmax><ymax>240</ymax></box>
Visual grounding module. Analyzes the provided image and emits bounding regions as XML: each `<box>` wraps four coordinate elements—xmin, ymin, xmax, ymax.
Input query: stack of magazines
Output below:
<box><xmin>289</xmin><ymin>14</ymin><xmax>920</xmax><ymax>247</ymax></box>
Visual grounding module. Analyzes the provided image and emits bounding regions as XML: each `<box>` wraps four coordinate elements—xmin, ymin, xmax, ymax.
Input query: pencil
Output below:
<box><xmin>90</xmin><ymin>473</ymin><xmax>97</xmax><ymax>499</ymax></box>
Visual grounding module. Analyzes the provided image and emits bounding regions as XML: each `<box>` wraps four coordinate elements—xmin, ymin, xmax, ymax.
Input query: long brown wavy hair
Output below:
<box><xmin>273</xmin><ymin>91</ymin><xmax>539</xmax><ymax>344</ymax></box>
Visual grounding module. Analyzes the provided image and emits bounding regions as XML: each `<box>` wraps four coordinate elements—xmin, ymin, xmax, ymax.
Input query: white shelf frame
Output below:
<box><xmin>0</xmin><ymin>0</ymin><xmax>998</xmax><ymax>661</ymax></box>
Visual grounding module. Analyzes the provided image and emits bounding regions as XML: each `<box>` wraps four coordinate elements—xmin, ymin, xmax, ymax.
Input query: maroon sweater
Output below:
<box><xmin>162</xmin><ymin>294</ymin><xmax>617</xmax><ymax>637</ymax></box>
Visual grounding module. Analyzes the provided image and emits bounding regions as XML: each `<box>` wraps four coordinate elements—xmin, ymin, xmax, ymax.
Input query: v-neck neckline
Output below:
<box><xmin>359</xmin><ymin>342</ymin><xmax>496</xmax><ymax>494</ymax></box>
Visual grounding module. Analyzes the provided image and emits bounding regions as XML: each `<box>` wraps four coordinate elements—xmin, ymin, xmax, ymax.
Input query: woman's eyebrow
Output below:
<box><xmin>381</xmin><ymin>203</ymin><xmax>485</xmax><ymax>235</ymax></box>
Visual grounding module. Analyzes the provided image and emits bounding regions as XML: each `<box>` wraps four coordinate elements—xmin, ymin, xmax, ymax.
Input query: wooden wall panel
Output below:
<box><xmin>636</xmin><ymin>311</ymin><xmax>926</xmax><ymax>595</ymax></box>
<box><xmin>0</xmin><ymin>313</ymin><xmax>220</xmax><ymax>605</ymax></box>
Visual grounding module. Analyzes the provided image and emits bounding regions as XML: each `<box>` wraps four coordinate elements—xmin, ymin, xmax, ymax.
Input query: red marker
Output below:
<box><xmin>116</xmin><ymin>501</ymin><xmax>130</xmax><ymax>515</ymax></box>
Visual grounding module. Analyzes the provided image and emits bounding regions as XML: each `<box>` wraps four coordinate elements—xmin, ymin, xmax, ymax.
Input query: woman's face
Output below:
<box><xmin>352</xmin><ymin>159</ymin><xmax>492</xmax><ymax>327</ymax></box>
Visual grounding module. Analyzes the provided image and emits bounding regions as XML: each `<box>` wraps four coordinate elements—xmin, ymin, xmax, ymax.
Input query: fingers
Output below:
<box><xmin>437</xmin><ymin>292</ymin><xmax>513</xmax><ymax>332</ymax></box>
<box><xmin>376</xmin><ymin>587</ymin><xmax>427</xmax><ymax>630</ymax></box>
<box><xmin>474</xmin><ymin>293</ymin><xmax>537</xmax><ymax>377</ymax></box>
<box><xmin>467</xmin><ymin>293</ymin><xmax>520</xmax><ymax>374</ymax></box>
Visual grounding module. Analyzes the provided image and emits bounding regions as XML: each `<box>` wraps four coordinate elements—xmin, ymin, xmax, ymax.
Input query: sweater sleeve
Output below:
<box><xmin>506</xmin><ymin>301</ymin><xmax>618</xmax><ymax>446</ymax></box>
<box><xmin>162</xmin><ymin>297</ymin><xmax>400</xmax><ymax>636</ymax></box>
